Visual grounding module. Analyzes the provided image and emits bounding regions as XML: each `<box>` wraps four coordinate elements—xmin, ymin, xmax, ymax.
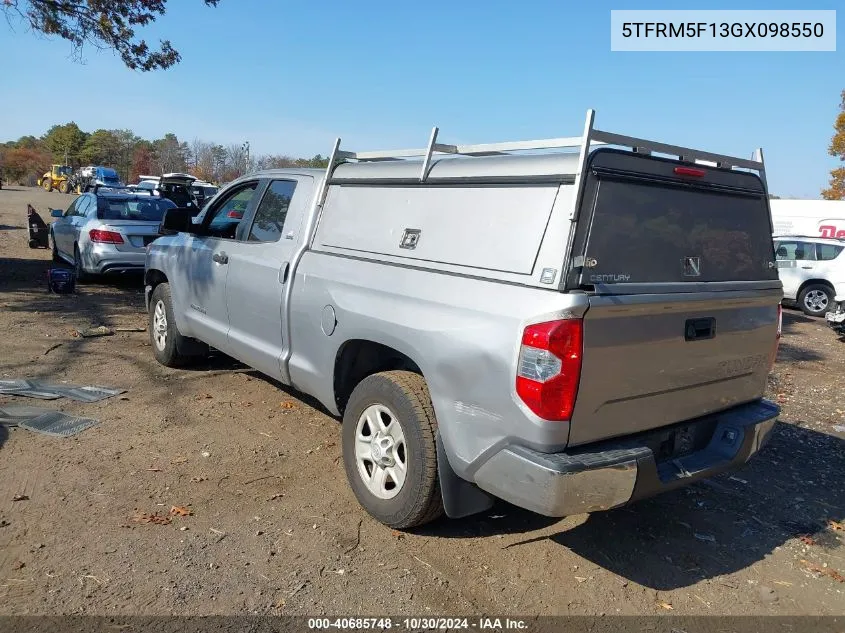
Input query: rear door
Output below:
<box><xmin>566</xmin><ymin>149</ymin><xmax>782</xmax><ymax>446</ymax></box>
<box><xmin>774</xmin><ymin>239</ymin><xmax>816</xmax><ymax>300</ymax></box>
<box><xmin>224</xmin><ymin>176</ymin><xmax>313</xmax><ymax>379</ymax></box>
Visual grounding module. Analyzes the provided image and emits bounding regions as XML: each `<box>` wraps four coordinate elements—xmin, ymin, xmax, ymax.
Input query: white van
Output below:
<box><xmin>770</xmin><ymin>199</ymin><xmax>845</xmax><ymax>238</ymax></box>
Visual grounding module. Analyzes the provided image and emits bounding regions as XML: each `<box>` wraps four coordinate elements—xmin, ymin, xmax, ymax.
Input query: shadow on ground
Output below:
<box><xmin>423</xmin><ymin>422</ymin><xmax>843</xmax><ymax>591</ymax></box>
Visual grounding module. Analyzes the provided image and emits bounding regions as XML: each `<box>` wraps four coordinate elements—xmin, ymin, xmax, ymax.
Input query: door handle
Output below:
<box><xmin>279</xmin><ymin>262</ymin><xmax>290</xmax><ymax>284</ymax></box>
<box><xmin>212</xmin><ymin>252</ymin><xmax>229</xmax><ymax>264</ymax></box>
<box><xmin>801</xmin><ymin>266</ymin><xmax>813</xmax><ymax>269</ymax></box>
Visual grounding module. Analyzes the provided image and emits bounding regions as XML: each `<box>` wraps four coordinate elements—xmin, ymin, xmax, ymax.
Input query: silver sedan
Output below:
<box><xmin>50</xmin><ymin>192</ymin><xmax>176</xmax><ymax>279</ymax></box>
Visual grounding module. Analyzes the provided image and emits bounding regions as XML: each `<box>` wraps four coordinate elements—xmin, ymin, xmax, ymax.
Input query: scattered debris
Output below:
<box><xmin>267</xmin><ymin>493</ymin><xmax>284</xmax><ymax>501</ymax></box>
<box><xmin>280</xmin><ymin>401</ymin><xmax>296</xmax><ymax>409</ymax></box>
<box><xmin>171</xmin><ymin>456</ymin><xmax>188</xmax><ymax>464</ymax></box>
<box><xmin>0</xmin><ymin>520</ymin><xmax>9</xmax><ymax>528</ymax></box>
<box><xmin>76</xmin><ymin>326</ymin><xmax>114</xmax><ymax>338</ymax></box>
<box><xmin>12</xmin><ymin>494</ymin><xmax>29</xmax><ymax>502</ymax></box>
<box><xmin>800</xmin><ymin>560</ymin><xmax>845</xmax><ymax>583</ymax></box>
<box><xmin>146</xmin><ymin>467</ymin><xmax>162</xmax><ymax>472</ymax></box>
<box><xmin>131</xmin><ymin>513</ymin><xmax>171</xmax><ymax>526</ymax></box>
<box><xmin>289</xmin><ymin>581</ymin><xmax>308</xmax><ymax>597</ymax></box>
<box><xmin>799</xmin><ymin>535</ymin><xmax>817</xmax><ymax>546</ymax></box>
<box><xmin>201</xmin><ymin>451</ymin><xmax>211</xmax><ymax>458</ymax></box>
<box><xmin>0</xmin><ymin>379</ymin><xmax>125</xmax><ymax>402</ymax></box>
<box><xmin>12</xmin><ymin>561</ymin><xmax>25</xmax><ymax>570</ymax></box>
<box><xmin>832</xmin><ymin>425</ymin><xmax>845</xmax><ymax>433</ymax></box>
<box><xmin>170</xmin><ymin>506</ymin><xmax>192</xmax><ymax>517</ymax></box>
<box><xmin>828</xmin><ymin>519</ymin><xmax>844</xmax><ymax>532</ymax></box>
<box><xmin>694</xmin><ymin>533</ymin><xmax>716</xmax><ymax>543</ymax></box>
<box><xmin>574</xmin><ymin>576</ymin><xmax>587</xmax><ymax>583</ymax></box>
<box><xmin>43</xmin><ymin>343</ymin><xmax>63</xmax><ymax>356</ymax></box>
<box><xmin>18</xmin><ymin>411</ymin><xmax>98</xmax><ymax>437</ymax></box>
<box><xmin>114</xmin><ymin>326</ymin><xmax>146</xmax><ymax>333</ymax></box>
<box><xmin>191</xmin><ymin>476</ymin><xmax>208</xmax><ymax>483</ymax></box>
<box><xmin>728</xmin><ymin>476</ymin><xmax>748</xmax><ymax>484</ymax></box>
<box><xmin>656</xmin><ymin>600</ymin><xmax>674</xmax><ymax>610</ymax></box>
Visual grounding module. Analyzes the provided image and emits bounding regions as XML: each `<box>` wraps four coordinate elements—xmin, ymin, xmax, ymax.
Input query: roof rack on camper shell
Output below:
<box><xmin>318</xmin><ymin>109</ymin><xmax>767</xmax><ymax>195</ymax></box>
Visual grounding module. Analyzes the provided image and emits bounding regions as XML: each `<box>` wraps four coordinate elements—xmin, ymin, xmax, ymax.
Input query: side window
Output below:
<box><xmin>247</xmin><ymin>180</ymin><xmax>298</xmax><ymax>243</ymax></box>
<box><xmin>72</xmin><ymin>197</ymin><xmax>89</xmax><ymax>217</ymax></box>
<box><xmin>63</xmin><ymin>199</ymin><xmax>79</xmax><ymax>218</ymax></box>
<box><xmin>795</xmin><ymin>241</ymin><xmax>816</xmax><ymax>261</ymax></box>
<box><xmin>817</xmin><ymin>243</ymin><xmax>844</xmax><ymax>261</ymax></box>
<box><xmin>774</xmin><ymin>241</ymin><xmax>796</xmax><ymax>261</ymax></box>
<box><xmin>203</xmin><ymin>183</ymin><xmax>259</xmax><ymax>239</ymax></box>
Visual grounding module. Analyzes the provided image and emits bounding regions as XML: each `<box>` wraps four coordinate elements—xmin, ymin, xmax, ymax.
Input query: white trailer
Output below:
<box><xmin>770</xmin><ymin>199</ymin><xmax>845</xmax><ymax>237</ymax></box>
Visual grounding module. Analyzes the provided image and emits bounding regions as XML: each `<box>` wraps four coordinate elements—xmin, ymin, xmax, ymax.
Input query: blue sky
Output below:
<box><xmin>0</xmin><ymin>0</ymin><xmax>841</xmax><ymax>197</ymax></box>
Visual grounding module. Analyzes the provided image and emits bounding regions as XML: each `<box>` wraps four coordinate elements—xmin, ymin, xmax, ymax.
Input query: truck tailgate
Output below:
<box><xmin>568</xmin><ymin>289</ymin><xmax>780</xmax><ymax>446</ymax></box>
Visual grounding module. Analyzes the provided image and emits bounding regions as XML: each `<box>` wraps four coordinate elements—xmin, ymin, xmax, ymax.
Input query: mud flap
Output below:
<box><xmin>436</xmin><ymin>433</ymin><xmax>494</xmax><ymax>519</ymax></box>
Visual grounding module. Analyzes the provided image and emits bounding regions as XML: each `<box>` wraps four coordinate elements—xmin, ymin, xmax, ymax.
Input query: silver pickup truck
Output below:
<box><xmin>144</xmin><ymin>110</ymin><xmax>783</xmax><ymax>529</ymax></box>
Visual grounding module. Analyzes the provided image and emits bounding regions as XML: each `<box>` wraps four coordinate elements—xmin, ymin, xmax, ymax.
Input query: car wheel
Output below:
<box><xmin>50</xmin><ymin>232</ymin><xmax>62</xmax><ymax>263</ymax></box>
<box><xmin>149</xmin><ymin>283</ymin><xmax>208</xmax><ymax>367</ymax></box>
<box><xmin>73</xmin><ymin>244</ymin><xmax>91</xmax><ymax>282</ymax></box>
<box><xmin>799</xmin><ymin>284</ymin><xmax>833</xmax><ymax>317</ymax></box>
<box><xmin>342</xmin><ymin>370</ymin><xmax>444</xmax><ymax>529</ymax></box>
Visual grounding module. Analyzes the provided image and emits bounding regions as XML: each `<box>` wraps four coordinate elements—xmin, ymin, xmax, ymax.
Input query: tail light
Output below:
<box><xmin>516</xmin><ymin>319</ymin><xmax>583</xmax><ymax>420</ymax></box>
<box><xmin>673</xmin><ymin>166</ymin><xmax>706</xmax><ymax>177</ymax></box>
<box><xmin>769</xmin><ymin>303</ymin><xmax>782</xmax><ymax>372</ymax></box>
<box><xmin>89</xmin><ymin>229</ymin><xmax>124</xmax><ymax>244</ymax></box>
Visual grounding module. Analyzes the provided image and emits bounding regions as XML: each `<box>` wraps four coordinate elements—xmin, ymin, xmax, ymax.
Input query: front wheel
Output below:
<box><xmin>43</xmin><ymin>179</ymin><xmax>52</xmax><ymax>192</ymax></box>
<box><xmin>799</xmin><ymin>284</ymin><xmax>833</xmax><ymax>317</ymax></box>
<box><xmin>149</xmin><ymin>283</ymin><xmax>208</xmax><ymax>367</ymax></box>
<box><xmin>59</xmin><ymin>180</ymin><xmax>71</xmax><ymax>194</ymax></box>
<box><xmin>342</xmin><ymin>371</ymin><xmax>444</xmax><ymax>529</ymax></box>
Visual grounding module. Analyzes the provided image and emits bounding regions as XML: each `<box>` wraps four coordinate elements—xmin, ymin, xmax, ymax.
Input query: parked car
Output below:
<box><xmin>50</xmin><ymin>190</ymin><xmax>177</xmax><ymax>279</ymax></box>
<box><xmin>191</xmin><ymin>181</ymin><xmax>219</xmax><ymax>209</ymax></box>
<box><xmin>144</xmin><ymin>111</ymin><xmax>782</xmax><ymax>529</ymax></box>
<box><xmin>773</xmin><ymin>235</ymin><xmax>845</xmax><ymax>316</ymax></box>
<box><xmin>137</xmin><ymin>173</ymin><xmax>201</xmax><ymax>213</ymax></box>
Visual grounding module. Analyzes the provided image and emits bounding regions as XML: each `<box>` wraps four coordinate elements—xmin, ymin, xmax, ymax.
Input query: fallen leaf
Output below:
<box><xmin>131</xmin><ymin>513</ymin><xmax>171</xmax><ymax>525</ymax></box>
<box><xmin>800</xmin><ymin>560</ymin><xmax>845</xmax><ymax>583</ymax></box>
<box><xmin>799</xmin><ymin>535</ymin><xmax>816</xmax><ymax>546</ymax></box>
<box><xmin>170</xmin><ymin>506</ymin><xmax>193</xmax><ymax>517</ymax></box>
<box><xmin>656</xmin><ymin>600</ymin><xmax>674</xmax><ymax>610</ymax></box>
<box><xmin>828</xmin><ymin>519</ymin><xmax>844</xmax><ymax>532</ymax></box>
<box><xmin>274</xmin><ymin>597</ymin><xmax>286</xmax><ymax>609</ymax></box>
<box><xmin>280</xmin><ymin>401</ymin><xmax>296</xmax><ymax>409</ymax></box>
<box><xmin>12</xmin><ymin>494</ymin><xmax>29</xmax><ymax>502</ymax></box>
<box><xmin>391</xmin><ymin>530</ymin><xmax>405</xmax><ymax>540</ymax></box>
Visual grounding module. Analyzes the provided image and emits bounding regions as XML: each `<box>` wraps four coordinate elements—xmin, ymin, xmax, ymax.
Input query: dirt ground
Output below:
<box><xmin>0</xmin><ymin>186</ymin><xmax>843</xmax><ymax>616</ymax></box>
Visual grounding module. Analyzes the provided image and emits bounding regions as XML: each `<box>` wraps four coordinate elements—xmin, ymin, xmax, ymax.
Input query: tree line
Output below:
<box><xmin>0</xmin><ymin>122</ymin><xmax>329</xmax><ymax>186</ymax></box>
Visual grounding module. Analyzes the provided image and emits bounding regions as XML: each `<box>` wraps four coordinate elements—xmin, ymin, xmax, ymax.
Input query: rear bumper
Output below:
<box><xmin>472</xmin><ymin>399</ymin><xmax>779</xmax><ymax>517</ymax></box>
<box><xmin>85</xmin><ymin>244</ymin><xmax>146</xmax><ymax>275</ymax></box>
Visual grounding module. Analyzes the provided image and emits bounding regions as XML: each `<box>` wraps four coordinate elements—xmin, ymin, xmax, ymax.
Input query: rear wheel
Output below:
<box><xmin>73</xmin><ymin>244</ymin><xmax>91</xmax><ymax>282</ymax></box>
<box><xmin>149</xmin><ymin>283</ymin><xmax>208</xmax><ymax>367</ymax></box>
<box><xmin>799</xmin><ymin>284</ymin><xmax>833</xmax><ymax>317</ymax></box>
<box><xmin>59</xmin><ymin>180</ymin><xmax>71</xmax><ymax>194</ymax></box>
<box><xmin>342</xmin><ymin>371</ymin><xmax>444</xmax><ymax>529</ymax></box>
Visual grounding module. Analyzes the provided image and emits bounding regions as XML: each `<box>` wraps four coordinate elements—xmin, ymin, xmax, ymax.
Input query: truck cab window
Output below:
<box><xmin>204</xmin><ymin>183</ymin><xmax>258</xmax><ymax>239</ymax></box>
<box><xmin>248</xmin><ymin>180</ymin><xmax>298</xmax><ymax>242</ymax></box>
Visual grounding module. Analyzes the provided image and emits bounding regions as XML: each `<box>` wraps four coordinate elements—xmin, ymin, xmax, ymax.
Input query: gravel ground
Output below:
<box><xmin>0</xmin><ymin>186</ymin><xmax>843</xmax><ymax>616</ymax></box>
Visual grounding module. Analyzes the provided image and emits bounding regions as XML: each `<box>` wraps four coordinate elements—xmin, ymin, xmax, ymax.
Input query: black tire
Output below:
<box><xmin>50</xmin><ymin>231</ymin><xmax>63</xmax><ymax>263</ymax></box>
<box><xmin>148</xmin><ymin>283</ymin><xmax>208</xmax><ymax>367</ymax></box>
<box><xmin>59</xmin><ymin>180</ymin><xmax>70</xmax><ymax>194</ymax></box>
<box><xmin>73</xmin><ymin>244</ymin><xmax>91</xmax><ymax>282</ymax></box>
<box><xmin>342</xmin><ymin>370</ymin><xmax>444</xmax><ymax>529</ymax></box>
<box><xmin>798</xmin><ymin>283</ymin><xmax>833</xmax><ymax>317</ymax></box>
<box><xmin>43</xmin><ymin>179</ymin><xmax>52</xmax><ymax>192</ymax></box>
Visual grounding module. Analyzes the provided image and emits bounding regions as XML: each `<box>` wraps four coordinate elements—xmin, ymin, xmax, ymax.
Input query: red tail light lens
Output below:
<box><xmin>516</xmin><ymin>319</ymin><xmax>583</xmax><ymax>421</ymax></box>
<box><xmin>89</xmin><ymin>229</ymin><xmax>124</xmax><ymax>244</ymax></box>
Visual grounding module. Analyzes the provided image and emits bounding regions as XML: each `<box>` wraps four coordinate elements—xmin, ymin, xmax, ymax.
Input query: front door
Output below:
<box><xmin>224</xmin><ymin>177</ymin><xmax>313</xmax><ymax>380</ymax></box>
<box><xmin>172</xmin><ymin>181</ymin><xmax>261</xmax><ymax>352</ymax></box>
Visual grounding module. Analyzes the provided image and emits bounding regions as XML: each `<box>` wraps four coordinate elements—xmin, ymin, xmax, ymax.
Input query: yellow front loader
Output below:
<box><xmin>37</xmin><ymin>164</ymin><xmax>73</xmax><ymax>193</ymax></box>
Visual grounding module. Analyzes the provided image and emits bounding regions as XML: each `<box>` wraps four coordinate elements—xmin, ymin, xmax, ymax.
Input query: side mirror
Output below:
<box><xmin>159</xmin><ymin>207</ymin><xmax>196</xmax><ymax>235</ymax></box>
<box><xmin>50</xmin><ymin>209</ymin><xmax>64</xmax><ymax>218</ymax></box>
